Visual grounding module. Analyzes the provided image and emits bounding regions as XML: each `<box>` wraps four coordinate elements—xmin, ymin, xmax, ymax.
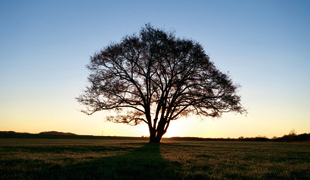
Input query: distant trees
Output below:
<box><xmin>77</xmin><ymin>24</ymin><xmax>246</xmax><ymax>143</ymax></box>
<box><xmin>289</xmin><ymin>129</ymin><xmax>297</xmax><ymax>136</ymax></box>
<box><xmin>39</xmin><ymin>131</ymin><xmax>77</xmax><ymax>136</ymax></box>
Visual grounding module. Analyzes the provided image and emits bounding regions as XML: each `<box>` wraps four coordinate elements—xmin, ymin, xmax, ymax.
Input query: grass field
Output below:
<box><xmin>1</xmin><ymin>137</ymin><xmax>310</xmax><ymax>180</ymax></box>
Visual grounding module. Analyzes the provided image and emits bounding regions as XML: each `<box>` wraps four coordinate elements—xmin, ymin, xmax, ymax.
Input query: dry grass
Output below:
<box><xmin>1</xmin><ymin>138</ymin><xmax>309</xmax><ymax>179</ymax></box>
<box><xmin>160</xmin><ymin>140</ymin><xmax>310</xmax><ymax>179</ymax></box>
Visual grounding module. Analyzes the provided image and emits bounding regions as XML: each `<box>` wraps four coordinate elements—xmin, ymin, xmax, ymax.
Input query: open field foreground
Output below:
<box><xmin>1</xmin><ymin>137</ymin><xmax>310</xmax><ymax>180</ymax></box>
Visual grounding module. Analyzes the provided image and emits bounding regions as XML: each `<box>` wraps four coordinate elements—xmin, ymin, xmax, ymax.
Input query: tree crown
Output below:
<box><xmin>77</xmin><ymin>24</ymin><xmax>245</xmax><ymax>128</ymax></box>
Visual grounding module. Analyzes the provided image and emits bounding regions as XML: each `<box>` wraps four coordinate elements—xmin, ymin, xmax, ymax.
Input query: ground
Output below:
<box><xmin>1</xmin><ymin>137</ymin><xmax>310</xmax><ymax>179</ymax></box>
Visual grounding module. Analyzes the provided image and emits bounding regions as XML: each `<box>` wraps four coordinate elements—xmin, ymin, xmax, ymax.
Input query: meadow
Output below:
<box><xmin>1</xmin><ymin>137</ymin><xmax>310</xmax><ymax>180</ymax></box>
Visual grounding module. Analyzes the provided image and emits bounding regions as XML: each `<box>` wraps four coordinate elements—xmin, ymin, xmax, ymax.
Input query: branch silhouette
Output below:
<box><xmin>77</xmin><ymin>23</ymin><xmax>246</xmax><ymax>143</ymax></box>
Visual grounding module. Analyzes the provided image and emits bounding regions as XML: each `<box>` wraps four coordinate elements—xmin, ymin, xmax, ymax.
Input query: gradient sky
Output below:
<box><xmin>1</xmin><ymin>0</ymin><xmax>309</xmax><ymax>138</ymax></box>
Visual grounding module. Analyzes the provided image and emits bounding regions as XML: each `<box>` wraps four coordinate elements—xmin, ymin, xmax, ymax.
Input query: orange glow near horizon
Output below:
<box><xmin>1</xmin><ymin>110</ymin><xmax>310</xmax><ymax>139</ymax></box>
<box><xmin>163</xmin><ymin>124</ymin><xmax>179</xmax><ymax>138</ymax></box>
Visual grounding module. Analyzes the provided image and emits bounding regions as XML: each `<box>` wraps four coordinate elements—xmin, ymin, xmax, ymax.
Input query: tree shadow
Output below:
<box><xmin>37</xmin><ymin>143</ymin><xmax>182</xmax><ymax>180</ymax></box>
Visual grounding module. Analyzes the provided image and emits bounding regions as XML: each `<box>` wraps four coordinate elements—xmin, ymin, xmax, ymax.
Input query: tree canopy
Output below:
<box><xmin>77</xmin><ymin>24</ymin><xmax>246</xmax><ymax>143</ymax></box>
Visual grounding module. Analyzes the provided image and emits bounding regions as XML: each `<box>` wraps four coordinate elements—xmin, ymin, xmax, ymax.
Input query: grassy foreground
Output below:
<box><xmin>1</xmin><ymin>137</ymin><xmax>310</xmax><ymax>180</ymax></box>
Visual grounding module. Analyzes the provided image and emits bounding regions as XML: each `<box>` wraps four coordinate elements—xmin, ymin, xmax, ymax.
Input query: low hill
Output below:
<box><xmin>39</xmin><ymin>131</ymin><xmax>77</xmax><ymax>136</ymax></box>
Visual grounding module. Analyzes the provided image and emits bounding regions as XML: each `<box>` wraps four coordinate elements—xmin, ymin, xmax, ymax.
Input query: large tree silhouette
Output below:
<box><xmin>77</xmin><ymin>24</ymin><xmax>246</xmax><ymax>143</ymax></box>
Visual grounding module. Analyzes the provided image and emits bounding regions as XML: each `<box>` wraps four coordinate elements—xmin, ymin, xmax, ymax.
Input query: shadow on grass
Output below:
<box><xmin>36</xmin><ymin>143</ymin><xmax>181</xmax><ymax>180</ymax></box>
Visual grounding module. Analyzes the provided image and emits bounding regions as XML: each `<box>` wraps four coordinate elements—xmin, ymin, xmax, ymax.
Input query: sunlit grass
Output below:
<box><xmin>1</xmin><ymin>138</ymin><xmax>309</xmax><ymax>179</ymax></box>
<box><xmin>160</xmin><ymin>140</ymin><xmax>310</xmax><ymax>179</ymax></box>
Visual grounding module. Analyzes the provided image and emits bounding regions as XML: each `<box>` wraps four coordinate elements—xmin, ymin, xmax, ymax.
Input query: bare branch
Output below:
<box><xmin>77</xmin><ymin>23</ymin><xmax>246</xmax><ymax>143</ymax></box>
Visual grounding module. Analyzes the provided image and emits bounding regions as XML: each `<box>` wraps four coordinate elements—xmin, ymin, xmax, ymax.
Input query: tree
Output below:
<box><xmin>77</xmin><ymin>24</ymin><xmax>246</xmax><ymax>143</ymax></box>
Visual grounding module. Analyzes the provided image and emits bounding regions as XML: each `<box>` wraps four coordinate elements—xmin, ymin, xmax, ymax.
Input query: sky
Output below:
<box><xmin>1</xmin><ymin>0</ymin><xmax>309</xmax><ymax>138</ymax></box>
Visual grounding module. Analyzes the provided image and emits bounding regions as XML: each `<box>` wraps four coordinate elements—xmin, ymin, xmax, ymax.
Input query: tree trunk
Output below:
<box><xmin>148</xmin><ymin>116</ymin><xmax>168</xmax><ymax>143</ymax></box>
<box><xmin>149</xmin><ymin>128</ymin><xmax>158</xmax><ymax>143</ymax></box>
<box><xmin>149</xmin><ymin>136</ymin><xmax>161</xmax><ymax>143</ymax></box>
<box><xmin>149</xmin><ymin>125</ymin><xmax>165</xmax><ymax>143</ymax></box>
<box><xmin>149</xmin><ymin>133</ymin><xmax>163</xmax><ymax>143</ymax></box>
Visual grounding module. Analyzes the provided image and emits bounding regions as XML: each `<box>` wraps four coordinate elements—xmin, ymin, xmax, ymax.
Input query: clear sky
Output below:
<box><xmin>1</xmin><ymin>0</ymin><xmax>309</xmax><ymax>138</ymax></box>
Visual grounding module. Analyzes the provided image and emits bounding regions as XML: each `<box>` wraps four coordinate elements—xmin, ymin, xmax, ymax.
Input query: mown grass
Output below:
<box><xmin>1</xmin><ymin>138</ymin><xmax>310</xmax><ymax>179</ymax></box>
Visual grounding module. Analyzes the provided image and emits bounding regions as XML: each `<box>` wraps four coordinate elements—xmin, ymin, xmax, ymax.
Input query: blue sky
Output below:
<box><xmin>1</xmin><ymin>0</ymin><xmax>309</xmax><ymax>138</ymax></box>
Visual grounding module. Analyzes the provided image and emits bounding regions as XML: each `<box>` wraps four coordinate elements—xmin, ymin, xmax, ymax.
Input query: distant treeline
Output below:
<box><xmin>0</xmin><ymin>131</ymin><xmax>76</xmax><ymax>136</ymax></box>
<box><xmin>0</xmin><ymin>131</ymin><xmax>140</xmax><ymax>140</ymax></box>
<box><xmin>272</xmin><ymin>133</ymin><xmax>310</xmax><ymax>142</ymax></box>
<box><xmin>0</xmin><ymin>131</ymin><xmax>86</xmax><ymax>139</ymax></box>
<box><xmin>1</xmin><ymin>131</ymin><xmax>309</xmax><ymax>142</ymax></box>
<box><xmin>39</xmin><ymin>131</ymin><xmax>77</xmax><ymax>136</ymax></box>
<box><xmin>0</xmin><ymin>131</ymin><xmax>77</xmax><ymax>136</ymax></box>
<box><xmin>170</xmin><ymin>133</ymin><xmax>310</xmax><ymax>142</ymax></box>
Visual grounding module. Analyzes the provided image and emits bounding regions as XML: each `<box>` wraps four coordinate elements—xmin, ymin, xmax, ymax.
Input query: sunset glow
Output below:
<box><xmin>1</xmin><ymin>1</ymin><xmax>309</xmax><ymax>138</ymax></box>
